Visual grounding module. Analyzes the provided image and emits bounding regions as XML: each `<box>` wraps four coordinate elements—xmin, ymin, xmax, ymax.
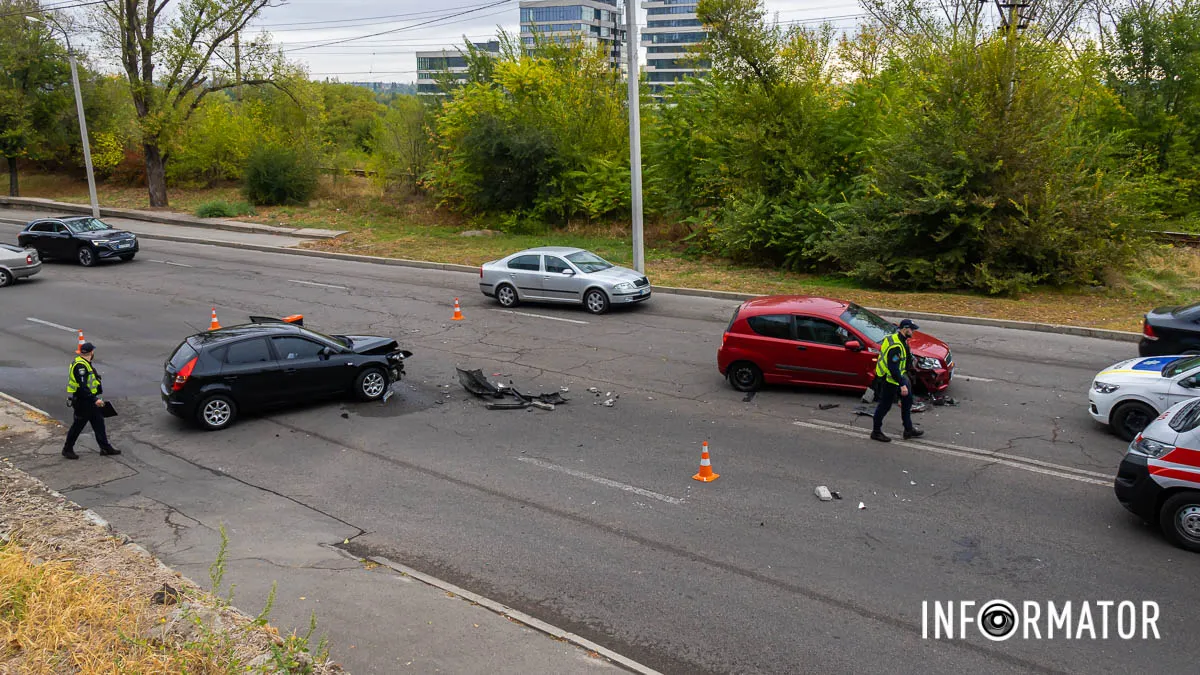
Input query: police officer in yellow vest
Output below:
<box><xmin>63</xmin><ymin>342</ymin><xmax>121</xmax><ymax>460</ymax></box>
<box><xmin>871</xmin><ymin>319</ymin><xmax>924</xmax><ymax>443</ymax></box>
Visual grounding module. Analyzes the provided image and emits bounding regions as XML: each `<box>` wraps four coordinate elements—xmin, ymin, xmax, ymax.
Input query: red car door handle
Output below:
<box><xmin>796</xmin><ymin>345</ymin><xmax>807</xmax><ymax>351</ymax></box>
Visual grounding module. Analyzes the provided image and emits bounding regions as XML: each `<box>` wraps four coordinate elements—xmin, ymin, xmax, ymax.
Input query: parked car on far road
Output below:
<box><xmin>717</xmin><ymin>296</ymin><xmax>955</xmax><ymax>395</ymax></box>
<box><xmin>1140</xmin><ymin>301</ymin><xmax>1200</xmax><ymax>356</ymax></box>
<box><xmin>17</xmin><ymin>216</ymin><xmax>139</xmax><ymax>266</ymax></box>
<box><xmin>479</xmin><ymin>247</ymin><xmax>651</xmax><ymax>315</ymax></box>
<box><xmin>0</xmin><ymin>243</ymin><xmax>41</xmax><ymax>287</ymax></box>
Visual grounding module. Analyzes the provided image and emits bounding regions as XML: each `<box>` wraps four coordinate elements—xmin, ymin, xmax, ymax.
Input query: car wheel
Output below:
<box><xmin>355</xmin><ymin>367</ymin><xmax>388</xmax><ymax>401</ymax></box>
<box><xmin>727</xmin><ymin>361</ymin><xmax>763</xmax><ymax>392</ymax></box>
<box><xmin>119</xmin><ymin>253</ymin><xmax>136</xmax><ymax>262</ymax></box>
<box><xmin>77</xmin><ymin>245</ymin><xmax>97</xmax><ymax>267</ymax></box>
<box><xmin>196</xmin><ymin>394</ymin><xmax>237</xmax><ymax>431</ymax></box>
<box><xmin>584</xmin><ymin>288</ymin><xmax>610</xmax><ymax>315</ymax></box>
<box><xmin>0</xmin><ymin>269</ymin><xmax>12</xmax><ymax>288</ymax></box>
<box><xmin>1159</xmin><ymin>491</ymin><xmax>1200</xmax><ymax>553</ymax></box>
<box><xmin>1111</xmin><ymin>401</ymin><xmax>1156</xmax><ymax>442</ymax></box>
<box><xmin>495</xmin><ymin>283</ymin><xmax>519</xmax><ymax>308</ymax></box>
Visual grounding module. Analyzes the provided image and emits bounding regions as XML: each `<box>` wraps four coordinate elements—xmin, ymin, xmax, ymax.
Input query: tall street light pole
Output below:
<box><xmin>28</xmin><ymin>14</ymin><xmax>100</xmax><ymax>219</ymax></box>
<box><xmin>625</xmin><ymin>0</ymin><xmax>645</xmax><ymax>273</ymax></box>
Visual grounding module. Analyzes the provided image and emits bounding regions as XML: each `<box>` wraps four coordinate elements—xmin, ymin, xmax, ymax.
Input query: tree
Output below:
<box><xmin>368</xmin><ymin>95</ymin><xmax>431</xmax><ymax>193</ymax></box>
<box><xmin>0</xmin><ymin>0</ymin><xmax>72</xmax><ymax>196</ymax></box>
<box><xmin>91</xmin><ymin>0</ymin><xmax>285</xmax><ymax>206</ymax></box>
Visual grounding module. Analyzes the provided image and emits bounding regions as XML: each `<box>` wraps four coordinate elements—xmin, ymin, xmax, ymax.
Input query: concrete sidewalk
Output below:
<box><xmin>0</xmin><ymin>393</ymin><xmax>638</xmax><ymax>675</ymax></box>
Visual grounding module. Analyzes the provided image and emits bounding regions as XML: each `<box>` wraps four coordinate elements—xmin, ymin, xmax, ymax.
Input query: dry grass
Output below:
<box><xmin>16</xmin><ymin>173</ymin><xmax>1200</xmax><ymax>332</ymax></box>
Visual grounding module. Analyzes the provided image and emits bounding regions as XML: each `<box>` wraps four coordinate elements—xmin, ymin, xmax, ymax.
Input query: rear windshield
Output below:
<box><xmin>1170</xmin><ymin>399</ymin><xmax>1200</xmax><ymax>433</ymax></box>
<box><xmin>1164</xmin><ymin>356</ymin><xmax>1200</xmax><ymax>378</ymax></box>
<box><xmin>168</xmin><ymin>342</ymin><xmax>198</xmax><ymax>370</ymax></box>
<box><xmin>1172</xmin><ymin>301</ymin><xmax>1200</xmax><ymax>317</ymax></box>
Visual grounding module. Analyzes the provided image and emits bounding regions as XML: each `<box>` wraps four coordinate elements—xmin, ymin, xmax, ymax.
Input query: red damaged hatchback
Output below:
<box><xmin>717</xmin><ymin>296</ymin><xmax>955</xmax><ymax>394</ymax></box>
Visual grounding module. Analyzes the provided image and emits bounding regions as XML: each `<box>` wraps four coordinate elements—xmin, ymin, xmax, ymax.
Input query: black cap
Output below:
<box><xmin>79</xmin><ymin>342</ymin><xmax>95</xmax><ymax>354</ymax></box>
<box><xmin>898</xmin><ymin>319</ymin><xmax>919</xmax><ymax>331</ymax></box>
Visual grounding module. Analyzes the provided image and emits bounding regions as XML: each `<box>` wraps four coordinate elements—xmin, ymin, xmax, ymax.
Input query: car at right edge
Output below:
<box><xmin>1115</xmin><ymin>396</ymin><xmax>1200</xmax><ymax>552</ymax></box>
<box><xmin>1140</xmin><ymin>301</ymin><xmax>1200</xmax><ymax>356</ymax></box>
<box><xmin>1089</xmin><ymin>354</ymin><xmax>1200</xmax><ymax>441</ymax></box>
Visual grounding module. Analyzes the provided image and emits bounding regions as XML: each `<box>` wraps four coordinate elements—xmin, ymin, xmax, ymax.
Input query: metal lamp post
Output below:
<box><xmin>625</xmin><ymin>0</ymin><xmax>645</xmax><ymax>274</ymax></box>
<box><xmin>27</xmin><ymin>14</ymin><xmax>100</xmax><ymax>219</ymax></box>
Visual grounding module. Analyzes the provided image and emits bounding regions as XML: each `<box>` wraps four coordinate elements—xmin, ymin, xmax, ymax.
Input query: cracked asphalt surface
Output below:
<box><xmin>2</xmin><ymin>219</ymin><xmax>1198</xmax><ymax>674</ymax></box>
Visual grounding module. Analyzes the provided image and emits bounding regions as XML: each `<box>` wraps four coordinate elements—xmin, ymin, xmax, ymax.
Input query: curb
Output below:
<box><xmin>0</xmin><ymin>391</ymin><xmax>59</xmax><ymax>424</ymax></box>
<box><xmin>2</xmin><ymin>211</ymin><xmax>1143</xmax><ymax>344</ymax></box>
<box><xmin>0</xmin><ymin>198</ymin><xmax>345</xmax><ymax>240</ymax></box>
<box><xmin>368</xmin><ymin>555</ymin><xmax>662</xmax><ymax>675</ymax></box>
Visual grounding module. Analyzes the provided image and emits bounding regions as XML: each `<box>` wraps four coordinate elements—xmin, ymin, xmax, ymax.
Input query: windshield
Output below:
<box><xmin>839</xmin><ymin>303</ymin><xmax>895</xmax><ymax>344</ymax></box>
<box><xmin>565</xmin><ymin>251</ymin><xmax>613</xmax><ymax>274</ymax></box>
<box><xmin>65</xmin><ymin>218</ymin><xmax>113</xmax><ymax>233</ymax></box>
<box><xmin>301</xmin><ymin>327</ymin><xmax>350</xmax><ymax>348</ymax></box>
<box><xmin>1164</xmin><ymin>355</ymin><xmax>1200</xmax><ymax>378</ymax></box>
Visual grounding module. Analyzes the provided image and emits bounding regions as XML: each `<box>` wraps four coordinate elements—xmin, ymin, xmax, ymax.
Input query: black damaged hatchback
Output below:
<box><xmin>161</xmin><ymin>317</ymin><xmax>412</xmax><ymax>430</ymax></box>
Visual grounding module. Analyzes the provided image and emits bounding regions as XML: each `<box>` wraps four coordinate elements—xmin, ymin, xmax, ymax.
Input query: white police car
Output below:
<box><xmin>1115</xmin><ymin>397</ymin><xmax>1200</xmax><ymax>552</ymax></box>
<box><xmin>1089</xmin><ymin>354</ymin><xmax>1200</xmax><ymax>441</ymax></box>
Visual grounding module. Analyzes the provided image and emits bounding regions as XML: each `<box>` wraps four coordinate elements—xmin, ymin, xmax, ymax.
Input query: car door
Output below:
<box><xmin>217</xmin><ymin>337</ymin><xmax>282</xmax><ymax>409</ymax></box>
<box><xmin>742</xmin><ymin>314</ymin><xmax>801</xmax><ymax>382</ymax></box>
<box><xmin>792</xmin><ymin>316</ymin><xmax>875</xmax><ymax>388</ymax></box>
<box><xmin>49</xmin><ymin>222</ymin><xmax>75</xmax><ymax>258</ymax></box>
<box><xmin>540</xmin><ymin>255</ymin><xmax>583</xmax><ymax>303</ymax></box>
<box><xmin>23</xmin><ymin>222</ymin><xmax>61</xmax><ymax>257</ymax></box>
<box><xmin>1168</xmin><ymin>368</ymin><xmax>1200</xmax><ymax>408</ymax></box>
<box><xmin>271</xmin><ymin>335</ymin><xmax>343</xmax><ymax>400</ymax></box>
<box><xmin>505</xmin><ymin>254</ymin><xmax>544</xmax><ymax>299</ymax></box>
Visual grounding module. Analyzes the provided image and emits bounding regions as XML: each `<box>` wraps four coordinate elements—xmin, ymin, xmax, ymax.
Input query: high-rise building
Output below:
<box><xmin>640</xmin><ymin>0</ymin><xmax>708</xmax><ymax>95</ymax></box>
<box><xmin>416</xmin><ymin>41</ymin><xmax>501</xmax><ymax>95</ymax></box>
<box><xmin>519</xmin><ymin>0</ymin><xmax>627</xmax><ymax>71</ymax></box>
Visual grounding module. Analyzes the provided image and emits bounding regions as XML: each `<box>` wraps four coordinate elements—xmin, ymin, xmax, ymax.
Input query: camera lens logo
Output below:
<box><xmin>978</xmin><ymin>600</ymin><xmax>1018</xmax><ymax>641</ymax></box>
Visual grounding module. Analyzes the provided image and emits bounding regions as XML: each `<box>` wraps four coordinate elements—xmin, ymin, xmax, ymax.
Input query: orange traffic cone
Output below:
<box><xmin>692</xmin><ymin>441</ymin><xmax>719</xmax><ymax>482</ymax></box>
<box><xmin>452</xmin><ymin>298</ymin><xmax>464</xmax><ymax>321</ymax></box>
<box><xmin>208</xmin><ymin>307</ymin><xmax>221</xmax><ymax>331</ymax></box>
<box><xmin>75</xmin><ymin>330</ymin><xmax>86</xmax><ymax>354</ymax></box>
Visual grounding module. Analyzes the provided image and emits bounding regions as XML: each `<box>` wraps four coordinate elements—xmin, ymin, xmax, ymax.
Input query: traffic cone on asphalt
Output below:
<box><xmin>75</xmin><ymin>330</ymin><xmax>86</xmax><ymax>354</ymax></box>
<box><xmin>692</xmin><ymin>441</ymin><xmax>719</xmax><ymax>482</ymax></box>
<box><xmin>208</xmin><ymin>307</ymin><xmax>221</xmax><ymax>331</ymax></box>
<box><xmin>452</xmin><ymin>298</ymin><xmax>464</xmax><ymax>321</ymax></box>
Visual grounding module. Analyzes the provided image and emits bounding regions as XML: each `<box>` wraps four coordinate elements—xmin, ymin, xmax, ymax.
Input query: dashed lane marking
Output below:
<box><xmin>288</xmin><ymin>279</ymin><xmax>349</xmax><ymax>290</ymax></box>
<box><xmin>492</xmin><ymin>309</ymin><xmax>589</xmax><ymax>325</ymax></box>
<box><xmin>149</xmin><ymin>259</ymin><xmax>194</xmax><ymax>267</ymax></box>
<box><xmin>517</xmin><ymin>457</ymin><xmax>684</xmax><ymax>504</ymax></box>
<box><xmin>26</xmin><ymin>317</ymin><xmax>77</xmax><ymax>332</ymax></box>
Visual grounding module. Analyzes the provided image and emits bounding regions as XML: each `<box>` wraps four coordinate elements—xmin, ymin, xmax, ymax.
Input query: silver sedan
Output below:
<box><xmin>0</xmin><ymin>244</ymin><xmax>42</xmax><ymax>288</ymax></box>
<box><xmin>479</xmin><ymin>247</ymin><xmax>652</xmax><ymax>314</ymax></box>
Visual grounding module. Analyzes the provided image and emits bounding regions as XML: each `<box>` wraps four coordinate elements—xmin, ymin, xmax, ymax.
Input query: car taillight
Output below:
<box><xmin>722</xmin><ymin>332</ymin><xmax>729</xmax><ymax>346</ymax></box>
<box><xmin>1143</xmin><ymin>321</ymin><xmax>1158</xmax><ymax>340</ymax></box>
<box><xmin>479</xmin><ymin>267</ymin><xmax>483</xmax><ymax>278</ymax></box>
<box><xmin>26</xmin><ymin>254</ymin><xmax>33</xmax><ymax>264</ymax></box>
<box><xmin>172</xmin><ymin>357</ymin><xmax>197</xmax><ymax>391</ymax></box>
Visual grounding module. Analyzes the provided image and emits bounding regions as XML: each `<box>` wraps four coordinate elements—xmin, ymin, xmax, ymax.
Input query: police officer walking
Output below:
<box><xmin>63</xmin><ymin>342</ymin><xmax>121</xmax><ymax>459</ymax></box>
<box><xmin>871</xmin><ymin>319</ymin><xmax>925</xmax><ymax>443</ymax></box>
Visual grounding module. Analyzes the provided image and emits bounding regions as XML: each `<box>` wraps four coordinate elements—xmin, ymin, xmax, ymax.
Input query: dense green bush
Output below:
<box><xmin>242</xmin><ymin>145</ymin><xmax>318</xmax><ymax>206</ymax></box>
<box><xmin>195</xmin><ymin>200</ymin><xmax>256</xmax><ymax>218</ymax></box>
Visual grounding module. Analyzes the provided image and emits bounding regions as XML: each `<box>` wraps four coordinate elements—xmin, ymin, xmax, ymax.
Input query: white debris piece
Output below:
<box><xmin>910</xmin><ymin>481</ymin><xmax>916</xmax><ymax>486</ymax></box>
<box><xmin>588</xmin><ymin>387</ymin><xmax>600</xmax><ymax>394</ymax></box>
<box><xmin>858</xmin><ymin>502</ymin><xmax>866</xmax><ymax>510</ymax></box>
<box><xmin>602</xmin><ymin>399</ymin><xmax>616</xmax><ymax>407</ymax></box>
<box><xmin>814</xmin><ymin>486</ymin><xmax>833</xmax><ymax>502</ymax></box>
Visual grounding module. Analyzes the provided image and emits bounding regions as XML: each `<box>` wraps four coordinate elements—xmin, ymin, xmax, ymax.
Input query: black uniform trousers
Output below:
<box><xmin>872</xmin><ymin>381</ymin><xmax>915</xmax><ymax>433</ymax></box>
<box><xmin>64</xmin><ymin>400</ymin><xmax>112</xmax><ymax>452</ymax></box>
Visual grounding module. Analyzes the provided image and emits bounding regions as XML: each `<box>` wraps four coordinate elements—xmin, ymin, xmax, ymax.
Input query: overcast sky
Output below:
<box><xmin>237</xmin><ymin>0</ymin><xmax>866</xmax><ymax>83</ymax></box>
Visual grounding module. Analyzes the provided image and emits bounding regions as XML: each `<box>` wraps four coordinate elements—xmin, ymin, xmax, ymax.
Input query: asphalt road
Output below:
<box><xmin>2</xmin><ymin>219</ymin><xmax>1196</xmax><ymax>675</ymax></box>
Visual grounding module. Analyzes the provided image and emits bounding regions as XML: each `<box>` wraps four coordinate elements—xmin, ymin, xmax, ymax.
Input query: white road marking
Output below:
<box><xmin>956</xmin><ymin>374</ymin><xmax>996</xmax><ymax>383</ymax></box>
<box><xmin>149</xmin><ymin>259</ymin><xmax>193</xmax><ymax>268</ymax></box>
<box><xmin>26</xmin><ymin>317</ymin><xmax>77</xmax><ymax>332</ymax></box>
<box><xmin>517</xmin><ymin>457</ymin><xmax>683</xmax><ymax>504</ymax></box>
<box><xmin>288</xmin><ymin>279</ymin><xmax>348</xmax><ymax>290</ymax></box>
<box><xmin>492</xmin><ymin>309</ymin><xmax>589</xmax><ymax>325</ymax></box>
<box><xmin>793</xmin><ymin>420</ymin><xmax>1111</xmax><ymax>486</ymax></box>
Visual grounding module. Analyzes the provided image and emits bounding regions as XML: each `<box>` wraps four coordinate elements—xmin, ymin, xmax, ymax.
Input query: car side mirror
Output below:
<box><xmin>844</xmin><ymin>340</ymin><xmax>862</xmax><ymax>351</ymax></box>
<box><xmin>320</xmin><ymin>347</ymin><xmax>334</xmax><ymax>358</ymax></box>
<box><xmin>561</xmin><ymin>269</ymin><xmax>575</xmax><ymax>276</ymax></box>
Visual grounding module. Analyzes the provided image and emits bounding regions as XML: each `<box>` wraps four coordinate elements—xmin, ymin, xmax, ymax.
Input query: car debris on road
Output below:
<box><xmin>457</xmin><ymin>368</ymin><xmax>569</xmax><ymax>411</ymax></box>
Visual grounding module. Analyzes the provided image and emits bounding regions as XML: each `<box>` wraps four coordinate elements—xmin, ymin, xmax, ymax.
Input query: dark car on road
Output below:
<box><xmin>161</xmin><ymin>318</ymin><xmax>412</xmax><ymax>430</ymax></box>
<box><xmin>17</xmin><ymin>216</ymin><xmax>139</xmax><ymax>266</ymax></box>
<box><xmin>717</xmin><ymin>296</ymin><xmax>955</xmax><ymax>395</ymax></box>
<box><xmin>1141</xmin><ymin>301</ymin><xmax>1200</xmax><ymax>356</ymax></box>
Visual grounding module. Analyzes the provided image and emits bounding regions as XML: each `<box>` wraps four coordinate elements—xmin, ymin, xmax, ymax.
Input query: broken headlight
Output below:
<box><xmin>1131</xmin><ymin>437</ymin><xmax>1174</xmax><ymax>458</ymax></box>
<box><xmin>913</xmin><ymin>355</ymin><xmax>941</xmax><ymax>370</ymax></box>
<box><xmin>1093</xmin><ymin>381</ymin><xmax>1120</xmax><ymax>394</ymax></box>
